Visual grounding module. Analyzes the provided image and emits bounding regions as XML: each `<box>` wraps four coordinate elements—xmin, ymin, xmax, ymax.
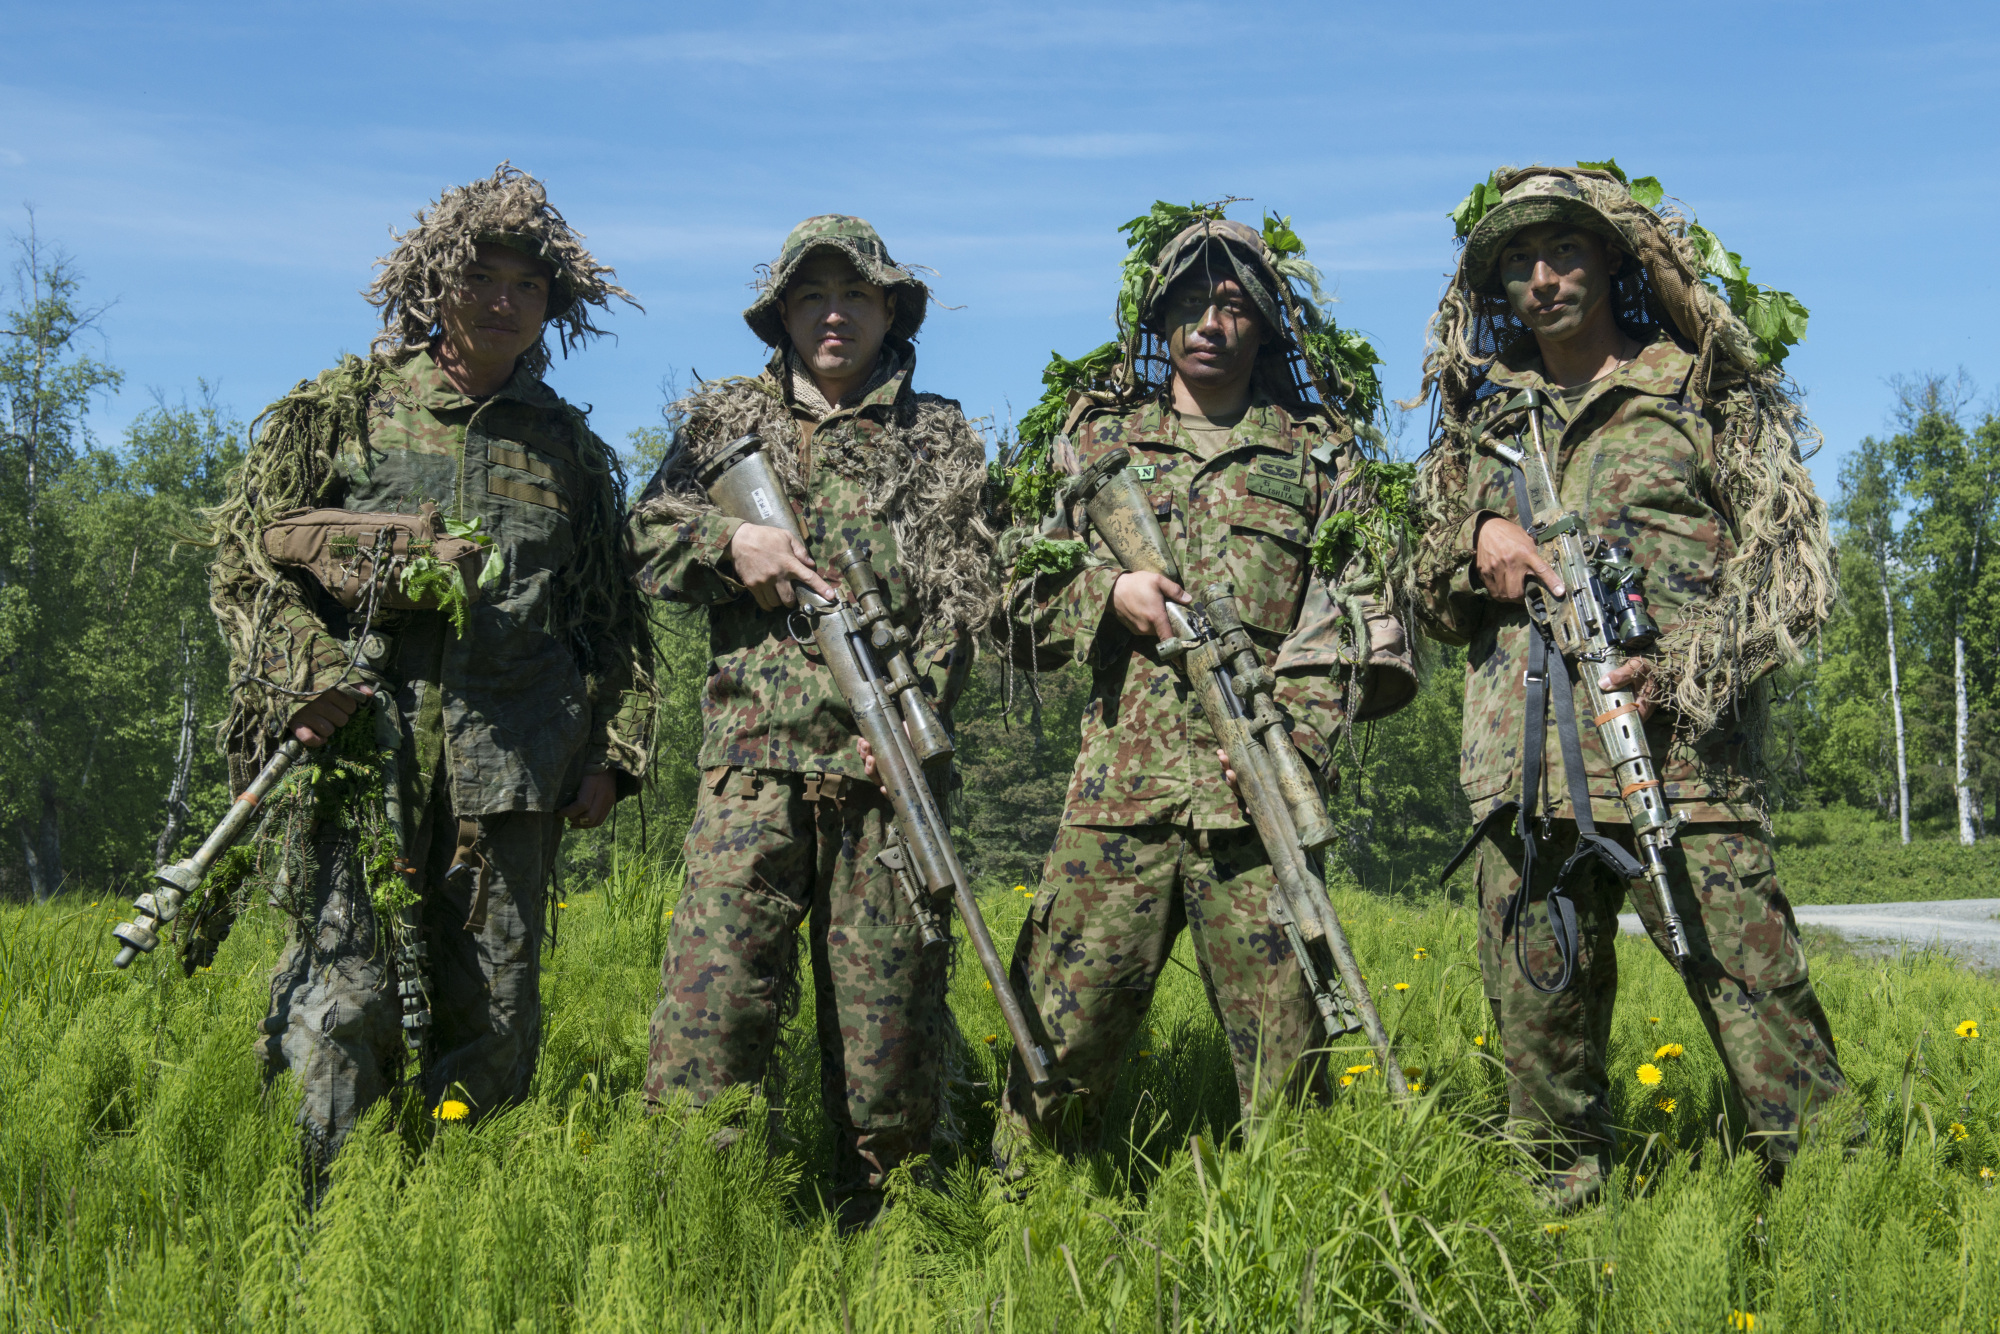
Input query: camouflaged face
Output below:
<box><xmin>1411</xmin><ymin>336</ymin><xmax>1767</xmax><ymax>822</ymax></box>
<box><xmin>1141</xmin><ymin>218</ymin><xmax>1289</xmax><ymax>340</ymax></box>
<box><xmin>1472</xmin><ymin>819</ymin><xmax>1843</xmax><ymax>1167</ymax></box>
<box><xmin>742</xmin><ymin>214</ymin><xmax>929</xmax><ymax>348</ymax></box>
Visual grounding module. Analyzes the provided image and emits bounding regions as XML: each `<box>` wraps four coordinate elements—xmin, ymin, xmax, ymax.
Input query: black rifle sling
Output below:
<box><xmin>1502</xmin><ymin>458</ymin><xmax>1644</xmax><ymax>994</ymax></box>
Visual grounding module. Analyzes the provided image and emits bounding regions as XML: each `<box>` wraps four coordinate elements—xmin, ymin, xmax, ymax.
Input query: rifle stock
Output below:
<box><xmin>1070</xmin><ymin>448</ymin><xmax>1411</xmax><ymax>1103</ymax></box>
<box><xmin>703</xmin><ymin>434</ymin><xmax>1057</xmax><ymax>1090</ymax></box>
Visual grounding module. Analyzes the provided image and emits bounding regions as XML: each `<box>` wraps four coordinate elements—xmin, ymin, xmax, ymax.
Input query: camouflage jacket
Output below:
<box><xmin>1412</xmin><ymin>334</ymin><xmax>1759</xmax><ymax>825</ymax></box>
<box><xmin>212</xmin><ymin>349</ymin><xmax>650</xmax><ymax>815</ymax></box>
<box><xmin>626</xmin><ymin>352</ymin><xmax>991</xmax><ymax>780</ymax></box>
<box><xmin>1013</xmin><ymin>397</ymin><xmax>1416</xmax><ymax>830</ymax></box>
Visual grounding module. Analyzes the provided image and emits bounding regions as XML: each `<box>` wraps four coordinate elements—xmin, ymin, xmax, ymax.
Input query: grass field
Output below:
<box><xmin>3</xmin><ymin>856</ymin><xmax>1997</xmax><ymax>1332</ymax></box>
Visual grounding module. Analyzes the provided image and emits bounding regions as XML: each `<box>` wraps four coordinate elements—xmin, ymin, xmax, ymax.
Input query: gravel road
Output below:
<box><xmin>1619</xmin><ymin>898</ymin><xmax>2000</xmax><ymax>969</ymax></box>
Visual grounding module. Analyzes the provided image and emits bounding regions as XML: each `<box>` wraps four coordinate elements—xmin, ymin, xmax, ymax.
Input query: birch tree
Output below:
<box><xmin>1837</xmin><ymin>438</ymin><xmax>1913</xmax><ymax>841</ymax></box>
<box><xmin>1893</xmin><ymin>375</ymin><xmax>1999</xmax><ymax>845</ymax></box>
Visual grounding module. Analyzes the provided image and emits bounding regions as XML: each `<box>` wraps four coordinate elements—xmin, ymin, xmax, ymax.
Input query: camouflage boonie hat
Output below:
<box><xmin>743</xmin><ymin>215</ymin><xmax>929</xmax><ymax>348</ymax></box>
<box><xmin>1462</xmin><ymin>174</ymin><xmax>1634</xmax><ymax>295</ymax></box>
<box><xmin>1140</xmin><ymin>218</ymin><xmax>1290</xmax><ymax>342</ymax></box>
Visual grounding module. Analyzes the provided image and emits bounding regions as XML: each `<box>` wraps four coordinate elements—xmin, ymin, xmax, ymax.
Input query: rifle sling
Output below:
<box><xmin>1442</xmin><ymin>456</ymin><xmax>1647</xmax><ymax>994</ymax></box>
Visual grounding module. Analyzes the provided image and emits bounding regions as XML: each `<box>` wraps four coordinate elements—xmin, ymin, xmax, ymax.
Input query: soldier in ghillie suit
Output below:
<box><xmin>625</xmin><ymin>215</ymin><xmax>992</xmax><ymax>1229</ymax></box>
<box><xmin>1409</xmin><ymin>164</ymin><xmax>1845</xmax><ymax>1203</ymax></box>
<box><xmin>990</xmin><ymin>206</ymin><xmax>1417</xmax><ymax>1168</ymax></box>
<box><xmin>208</xmin><ymin>165</ymin><xmax>655</xmax><ymax>1178</ymax></box>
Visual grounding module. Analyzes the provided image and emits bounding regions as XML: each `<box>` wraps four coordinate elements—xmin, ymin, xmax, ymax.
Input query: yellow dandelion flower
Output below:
<box><xmin>1542</xmin><ymin>1223</ymin><xmax>1567</xmax><ymax>1236</ymax></box>
<box><xmin>1635</xmin><ymin>1063</ymin><xmax>1663</xmax><ymax>1086</ymax></box>
<box><xmin>983</xmin><ymin>1033</ymin><xmax>997</xmax><ymax>1044</ymax></box>
<box><xmin>1955</xmin><ymin>1020</ymin><xmax>1980</xmax><ymax>1039</ymax></box>
<box><xmin>1646</xmin><ymin>1015</ymin><xmax>1660</xmax><ymax>1025</ymax></box>
<box><xmin>1949</xmin><ymin>1122</ymin><xmax>1969</xmax><ymax>1142</ymax></box>
<box><xmin>1407</xmin><ymin>1081</ymin><xmax>1424</xmax><ymax>1093</ymax></box>
<box><xmin>1393</xmin><ymin>982</ymin><xmax>1411</xmax><ymax>992</ymax></box>
<box><xmin>90</xmin><ymin>901</ymin><xmax>99</xmax><ymax>907</ymax></box>
<box><xmin>1345</xmin><ymin>1063</ymin><xmax>1375</xmax><ymax>1076</ymax></box>
<box><xmin>983</xmin><ymin>981</ymin><xmax>993</xmax><ymax>991</ymax></box>
<box><xmin>1635</xmin><ymin>1174</ymin><xmax>1647</xmax><ymax>1185</ymax></box>
<box><xmin>1655</xmin><ymin>1097</ymin><xmax>1677</xmax><ymax>1114</ymax></box>
<box><xmin>1473</xmin><ymin>1034</ymin><xmax>1487</xmax><ymax>1047</ymax></box>
<box><xmin>1014</xmin><ymin>885</ymin><xmax>1025</xmax><ymax>892</ymax></box>
<box><xmin>1138</xmin><ymin>1050</ymin><xmax>1151</xmax><ymax>1058</ymax></box>
<box><xmin>433</xmin><ymin>1099</ymin><xmax>470</xmax><ymax>1122</ymax></box>
<box><xmin>666</xmin><ymin>909</ymin><xmax>674</xmax><ymax>917</ymax></box>
<box><xmin>1980</xmin><ymin>1167</ymin><xmax>1994</xmax><ymax>1182</ymax></box>
<box><xmin>1339</xmin><ymin>1075</ymin><xmax>1355</xmax><ymax>1088</ymax></box>
<box><xmin>1654</xmin><ymin>1043</ymin><xmax>1685</xmax><ymax>1060</ymax></box>
<box><xmin>1729</xmin><ymin>1312</ymin><xmax>1757</xmax><ymax>1331</ymax></box>
<box><xmin>1412</xmin><ymin>948</ymin><xmax>1428</xmax><ymax>962</ymax></box>
<box><xmin>556</xmin><ymin>901</ymin><xmax>568</xmax><ymax>909</ymax></box>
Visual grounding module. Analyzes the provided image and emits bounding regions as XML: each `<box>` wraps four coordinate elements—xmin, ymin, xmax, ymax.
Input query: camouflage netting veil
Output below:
<box><xmin>1412</xmin><ymin>165</ymin><xmax>1834</xmax><ymax>741</ymax></box>
<box><xmin>367</xmin><ymin>162</ymin><xmax>639</xmax><ymax>376</ymax></box>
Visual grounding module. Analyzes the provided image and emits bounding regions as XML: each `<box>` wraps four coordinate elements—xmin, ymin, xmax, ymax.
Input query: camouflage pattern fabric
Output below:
<box><xmin>259</xmin><ymin>787</ymin><xmax>564</xmax><ymax>1167</ymax></box>
<box><xmin>1007</xmin><ymin>397</ymin><xmax>1408</xmax><ymax>829</ymax></box>
<box><xmin>212</xmin><ymin>347</ymin><xmax>649</xmax><ymax>805</ymax></box>
<box><xmin>1472</xmin><ymin>818</ymin><xmax>1844</xmax><ymax>1185</ymax></box>
<box><xmin>626</xmin><ymin>356</ymin><xmax>979</xmax><ymax>782</ymax></box>
<box><xmin>739</xmin><ymin>214</ymin><xmax>928</xmax><ymax>349</ymax></box>
<box><xmin>643</xmin><ymin>768</ymin><xmax>950</xmax><ymax>1216</ymax></box>
<box><xmin>994</xmin><ymin>822</ymin><xmax>1331</xmax><ymax>1163</ymax></box>
<box><xmin>1412</xmin><ymin>334</ymin><xmax>1763</xmax><ymax>824</ymax></box>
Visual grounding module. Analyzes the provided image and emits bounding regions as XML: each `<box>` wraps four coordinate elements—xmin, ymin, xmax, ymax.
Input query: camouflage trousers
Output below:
<box><xmin>996</xmin><ymin>822</ymin><xmax>1331</xmax><ymax>1163</ymax></box>
<box><xmin>258</xmin><ymin>790</ymin><xmax>565</xmax><ymax>1168</ymax></box>
<box><xmin>1474</xmin><ymin>818</ymin><xmax>1845</xmax><ymax>1178</ymax></box>
<box><xmin>644</xmin><ymin>768</ymin><xmax>951</xmax><ymax>1210</ymax></box>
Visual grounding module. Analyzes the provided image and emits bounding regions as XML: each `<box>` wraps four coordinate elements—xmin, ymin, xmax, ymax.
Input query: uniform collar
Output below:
<box><xmin>1137</xmin><ymin>393</ymin><xmax>1294</xmax><ymax>452</ymax></box>
<box><xmin>1485</xmin><ymin>332</ymin><xmax>1692</xmax><ymax>414</ymax></box>
<box><xmin>766</xmin><ymin>346</ymin><xmax>911</xmax><ymax>423</ymax></box>
<box><xmin>393</xmin><ymin>346</ymin><xmax>556</xmax><ymax>412</ymax></box>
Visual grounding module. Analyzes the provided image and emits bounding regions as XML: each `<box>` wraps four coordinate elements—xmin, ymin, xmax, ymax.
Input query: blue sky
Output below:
<box><xmin>3</xmin><ymin>1</ymin><xmax>1995</xmax><ymax>494</ymax></box>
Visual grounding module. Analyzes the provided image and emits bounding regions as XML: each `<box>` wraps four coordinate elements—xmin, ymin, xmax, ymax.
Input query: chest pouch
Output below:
<box><xmin>260</xmin><ymin>505</ymin><xmax>489</xmax><ymax>613</ymax></box>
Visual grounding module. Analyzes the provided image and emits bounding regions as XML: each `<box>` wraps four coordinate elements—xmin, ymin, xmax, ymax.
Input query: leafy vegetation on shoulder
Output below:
<box><xmin>1311</xmin><ymin>457</ymin><xmax>1417</xmax><ymax>580</ymax></box>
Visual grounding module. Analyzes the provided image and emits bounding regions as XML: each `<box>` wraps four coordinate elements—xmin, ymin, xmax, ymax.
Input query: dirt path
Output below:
<box><xmin>1619</xmin><ymin>898</ymin><xmax>2000</xmax><ymax>968</ymax></box>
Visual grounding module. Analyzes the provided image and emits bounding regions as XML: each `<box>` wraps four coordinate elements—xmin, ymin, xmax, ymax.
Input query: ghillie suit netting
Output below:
<box><xmin>991</xmin><ymin>200</ymin><xmax>1421</xmax><ymax>707</ymax></box>
<box><xmin>205</xmin><ymin>163</ymin><xmax>656</xmax><ymax>779</ymax></box>
<box><xmin>367</xmin><ymin>161</ymin><xmax>639</xmax><ymax>377</ymax></box>
<box><xmin>634</xmin><ymin>213</ymin><xmax>997</xmax><ymax>651</ymax></box>
<box><xmin>1411</xmin><ymin>161</ymin><xmax>1832</xmax><ymax>744</ymax></box>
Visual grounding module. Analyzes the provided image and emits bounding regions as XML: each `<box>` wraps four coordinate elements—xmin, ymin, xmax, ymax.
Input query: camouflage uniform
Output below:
<box><xmin>1413</xmin><ymin>173</ymin><xmax>1845</xmax><ymax>1190</ymax></box>
<box><xmin>996</xmin><ymin>389</ymin><xmax>1415</xmax><ymax>1159</ymax></box>
<box><xmin>624</xmin><ymin>216</ymin><xmax>990</xmax><ymax>1221</ymax></box>
<box><xmin>220</xmin><ymin>347</ymin><xmax>649</xmax><ymax>1166</ymax></box>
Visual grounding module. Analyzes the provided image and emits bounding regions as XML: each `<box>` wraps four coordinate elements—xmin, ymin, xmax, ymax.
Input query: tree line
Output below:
<box><xmin>2</xmin><ymin>228</ymin><xmax>1993</xmax><ymax>903</ymax></box>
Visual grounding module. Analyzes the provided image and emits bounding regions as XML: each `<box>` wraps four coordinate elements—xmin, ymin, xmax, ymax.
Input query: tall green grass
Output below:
<box><xmin>3</xmin><ymin>863</ymin><xmax>1996</xmax><ymax>1331</ymax></box>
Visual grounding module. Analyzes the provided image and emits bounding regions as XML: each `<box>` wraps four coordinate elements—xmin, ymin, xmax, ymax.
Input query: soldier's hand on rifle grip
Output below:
<box><xmin>728</xmin><ymin>522</ymin><xmax>840</xmax><ymax>611</ymax></box>
<box><xmin>1473</xmin><ymin>515</ymin><xmax>1566</xmax><ymax>603</ymax></box>
<box><xmin>1598</xmin><ymin>657</ymin><xmax>1659</xmax><ymax>720</ymax></box>
<box><xmin>1111</xmin><ymin>571</ymin><xmax>1192</xmax><ymax>640</ymax></box>
<box><xmin>285</xmin><ymin>683</ymin><xmax>375</xmax><ymax>748</ymax></box>
<box><xmin>858</xmin><ymin>737</ymin><xmax>891</xmax><ymax>797</ymax></box>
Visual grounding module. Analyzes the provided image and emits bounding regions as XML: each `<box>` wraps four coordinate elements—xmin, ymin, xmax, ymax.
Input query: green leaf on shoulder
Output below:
<box><xmin>1012</xmin><ymin>538</ymin><xmax>1090</xmax><ymax>579</ymax></box>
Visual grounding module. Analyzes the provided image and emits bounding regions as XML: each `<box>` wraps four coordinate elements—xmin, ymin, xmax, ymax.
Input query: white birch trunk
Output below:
<box><xmin>1955</xmin><ymin>631</ymin><xmax>1978</xmax><ymax>845</ymax></box>
<box><xmin>1880</xmin><ymin>558</ymin><xmax>1911</xmax><ymax>845</ymax></box>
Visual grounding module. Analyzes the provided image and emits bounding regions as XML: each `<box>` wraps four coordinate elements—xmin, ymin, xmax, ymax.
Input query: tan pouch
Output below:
<box><xmin>260</xmin><ymin>504</ymin><xmax>488</xmax><ymax>612</ymax></box>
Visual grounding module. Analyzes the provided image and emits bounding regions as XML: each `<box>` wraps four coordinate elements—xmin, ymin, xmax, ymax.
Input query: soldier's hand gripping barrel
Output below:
<box><xmin>700</xmin><ymin>433</ymin><xmax>1057</xmax><ymax>1090</ymax></box>
<box><xmin>1067</xmin><ymin>447</ymin><xmax>1411</xmax><ymax>1103</ymax></box>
